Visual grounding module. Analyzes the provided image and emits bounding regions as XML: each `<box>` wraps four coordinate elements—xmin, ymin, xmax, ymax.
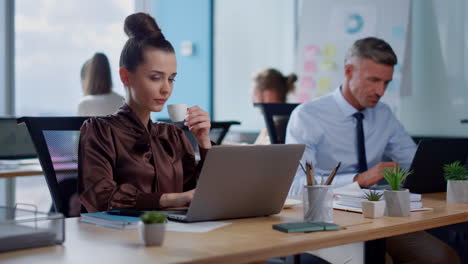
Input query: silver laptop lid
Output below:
<box><xmin>185</xmin><ymin>144</ymin><xmax>305</xmax><ymax>222</ymax></box>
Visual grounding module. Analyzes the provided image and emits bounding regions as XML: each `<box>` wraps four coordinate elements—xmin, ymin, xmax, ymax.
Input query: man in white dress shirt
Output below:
<box><xmin>286</xmin><ymin>37</ymin><xmax>459</xmax><ymax>264</ymax></box>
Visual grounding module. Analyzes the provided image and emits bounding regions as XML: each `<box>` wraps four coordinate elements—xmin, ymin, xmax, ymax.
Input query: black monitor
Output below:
<box><xmin>0</xmin><ymin>118</ymin><xmax>37</xmax><ymax>159</ymax></box>
<box><xmin>404</xmin><ymin>138</ymin><xmax>468</xmax><ymax>194</ymax></box>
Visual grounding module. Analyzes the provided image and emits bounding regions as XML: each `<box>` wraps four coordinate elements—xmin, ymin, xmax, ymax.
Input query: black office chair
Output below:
<box><xmin>157</xmin><ymin>119</ymin><xmax>241</xmax><ymax>146</ymax></box>
<box><xmin>254</xmin><ymin>103</ymin><xmax>300</xmax><ymax>144</ymax></box>
<box><xmin>18</xmin><ymin>117</ymin><xmax>89</xmax><ymax>218</ymax></box>
<box><xmin>410</xmin><ymin>136</ymin><xmax>468</xmax><ymax>262</ymax></box>
<box><xmin>208</xmin><ymin>121</ymin><xmax>241</xmax><ymax>144</ymax></box>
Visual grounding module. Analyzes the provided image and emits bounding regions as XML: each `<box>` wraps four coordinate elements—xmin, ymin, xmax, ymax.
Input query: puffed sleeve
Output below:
<box><xmin>78</xmin><ymin>118</ymin><xmax>163</xmax><ymax>212</ymax></box>
<box><xmin>172</xmin><ymin>126</ymin><xmax>211</xmax><ymax>192</ymax></box>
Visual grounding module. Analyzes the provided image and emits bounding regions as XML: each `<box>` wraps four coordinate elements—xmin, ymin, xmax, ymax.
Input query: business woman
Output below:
<box><xmin>78</xmin><ymin>12</ymin><xmax>211</xmax><ymax>212</ymax></box>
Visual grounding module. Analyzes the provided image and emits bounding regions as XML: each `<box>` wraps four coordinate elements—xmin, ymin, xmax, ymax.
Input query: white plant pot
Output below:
<box><xmin>447</xmin><ymin>180</ymin><xmax>468</xmax><ymax>203</ymax></box>
<box><xmin>361</xmin><ymin>200</ymin><xmax>385</xmax><ymax>218</ymax></box>
<box><xmin>384</xmin><ymin>189</ymin><xmax>410</xmax><ymax>217</ymax></box>
<box><xmin>139</xmin><ymin>222</ymin><xmax>166</xmax><ymax>247</ymax></box>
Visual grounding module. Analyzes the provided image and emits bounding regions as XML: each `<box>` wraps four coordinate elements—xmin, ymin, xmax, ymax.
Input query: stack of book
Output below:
<box><xmin>333</xmin><ymin>182</ymin><xmax>426</xmax><ymax>212</ymax></box>
<box><xmin>335</xmin><ymin>191</ymin><xmax>422</xmax><ymax>209</ymax></box>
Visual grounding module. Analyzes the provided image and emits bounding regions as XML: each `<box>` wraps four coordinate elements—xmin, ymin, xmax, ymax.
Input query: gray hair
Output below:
<box><xmin>344</xmin><ymin>37</ymin><xmax>397</xmax><ymax>66</ymax></box>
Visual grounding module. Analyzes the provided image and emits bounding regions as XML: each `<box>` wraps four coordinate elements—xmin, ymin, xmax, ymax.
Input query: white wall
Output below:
<box><xmin>400</xmin><ymin>0</ymin><xmax>468</xmax><ymax>137</ymax></box>
<box><xmin>214</xmin><ymin>0</ymin><xmax>296</xmax><ymax>132</ymax></box>
<box><xmin>214</xmin><ymin>0</ymin><xmax>468</xmax><ymax>137</ymax></box>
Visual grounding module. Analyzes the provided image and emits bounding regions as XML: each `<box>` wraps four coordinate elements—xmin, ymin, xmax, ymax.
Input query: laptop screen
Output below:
<box><xmin>0</xmin><ymin>118</ymin><xmax>37</xmax><ymax>159</ymax></box>
<box><xmin>404</xmin><ymin>138</ymin><xmax>468</xmax><ymax>193</ymax></box>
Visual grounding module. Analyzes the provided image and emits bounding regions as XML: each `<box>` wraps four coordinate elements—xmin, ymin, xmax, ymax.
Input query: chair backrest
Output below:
<box><xmin>157</xmin><ymin>119</ymin><xmax>241</xmax><ymax>146</ymax></box>
<box><xmin>18</xmin><ymin>117</ymin><xmax>90</xmax><ymax>217</ymax></box>
<box><xmin>209</xmin><ymin>121</ymin><xmax>241</xmax><ymax>144</ymax></box>
<box><xmin>254</xmin><ymin>103</ymin><xmax>300</xmax><ymax>144</ymax></box>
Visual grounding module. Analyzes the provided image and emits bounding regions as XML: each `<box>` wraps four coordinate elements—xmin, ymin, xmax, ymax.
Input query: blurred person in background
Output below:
<box><xmin>252</xmin><ymin>68</ymin><xmax>297</xmax><ymax>144</ymax></box>
<box><xmin>78</xmin><ymin>52</ymin><xmax>125</xmax><ymax>116</ymax></box>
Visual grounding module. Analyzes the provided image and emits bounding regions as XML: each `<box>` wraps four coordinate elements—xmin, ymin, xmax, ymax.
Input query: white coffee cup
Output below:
<box><xmin>167</xmin><ymin>104</ymin><xmax>188</xmax><ymax>122</ymax></box>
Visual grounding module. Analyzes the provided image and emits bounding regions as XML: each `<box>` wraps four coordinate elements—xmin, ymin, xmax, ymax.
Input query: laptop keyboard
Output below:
<box><xmin>167</xmin><ymin>213</ymin><xmax>188</xmax><ymax>221</ymax></box>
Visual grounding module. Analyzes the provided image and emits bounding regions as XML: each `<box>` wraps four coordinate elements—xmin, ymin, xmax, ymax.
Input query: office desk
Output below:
<box><xmin>0</xmin><ymin>162</ymin><xmax>77</xmax><ymax>178</ymax></box>
<box><xmin>0</xmin><ymin>161</ymin><xmax>78</xmax><ymax>209</ymax></box>
<box><xmin>1</xmin><ymin>193</ymin><xmax>467</xmax><ymax>264</ymax></box>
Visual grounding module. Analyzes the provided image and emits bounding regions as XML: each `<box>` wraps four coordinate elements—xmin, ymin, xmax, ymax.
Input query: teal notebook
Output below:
<box><xmin>272</xmin><ymin>222</ymin><xmax>340</xmax><ymax>233</ymax></box>
<box><xmin>80</xmin><ymin>212</ymin><xmax>140</xmax><ymax>229</ymax></box>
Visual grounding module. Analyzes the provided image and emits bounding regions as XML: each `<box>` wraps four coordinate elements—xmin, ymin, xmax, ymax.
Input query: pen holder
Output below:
<box><xmin>303</xmin><ymin>185</ymin><xmax>334</xmax><ymax>223</ymax></box>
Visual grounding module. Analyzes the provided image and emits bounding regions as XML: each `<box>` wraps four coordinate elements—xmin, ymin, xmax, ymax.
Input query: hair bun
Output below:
<box><xmin>286</xmin><ymin>74</ymin><xmax>298</xmax><ymax>84</ymax></box>
<box><xmin>286</xmin><ymin>73</ymin><xmax>298</xmax><ymax>93</ymax></box>
<box><xmin>124</xmin><ymin>12</ymin><xmax>162</xmax><ymax>39</ymax></box>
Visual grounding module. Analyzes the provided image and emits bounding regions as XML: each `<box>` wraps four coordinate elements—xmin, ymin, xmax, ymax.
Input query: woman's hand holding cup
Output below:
<box><xmin>185</xmin><ymin>106</ymin><xmax>211</xmax><ymax>149</ymax></box>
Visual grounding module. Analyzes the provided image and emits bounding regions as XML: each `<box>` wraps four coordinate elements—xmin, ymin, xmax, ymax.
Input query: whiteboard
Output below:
<box><xmin>295</xmin><ymin>0</ymin><xmax>410</xmax><ymax>118</ymax></box>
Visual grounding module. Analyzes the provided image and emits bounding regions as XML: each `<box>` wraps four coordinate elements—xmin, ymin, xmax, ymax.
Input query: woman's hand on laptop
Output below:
<box><xmin>353</xmin><ymin>162</ymin><xmax>399</xmax><ymax>187</ymax></box>
<box><xmin>160</xmin><ymin>189</ymin><xmax>196</xmax><ymax>208</ymax></box>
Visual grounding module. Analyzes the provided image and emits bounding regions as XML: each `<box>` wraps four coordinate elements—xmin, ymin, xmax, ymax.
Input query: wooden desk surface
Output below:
<box><xmin>1</xmin><ymin>193</ymin><xmax>467</xmax><ymax>264</ymax></box>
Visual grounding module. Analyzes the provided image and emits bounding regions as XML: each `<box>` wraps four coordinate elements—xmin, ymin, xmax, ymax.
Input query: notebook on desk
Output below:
<box><xmin>167</xmin><ymin>144</ymin><xmax>305</xmax><ymax>222</ymax></box>
<box><xmin>80</xmin><ymin>212</ymin><xmax>140</xmax><ymax>229</ymax></box>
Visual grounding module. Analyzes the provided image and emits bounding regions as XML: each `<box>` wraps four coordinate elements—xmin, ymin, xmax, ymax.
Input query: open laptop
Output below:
<box><xmin>403</xmin><ymin>138</ymin><xmax>468</xmax><ymax>194</ymax></box>
<box><xmin>0</xmin><ymin>118</ymin><xmax>37</xmax><ymax>160</ymax></box>
<box><xmin>167</xmin><ymin>144</ymin><xmax>305</xmax><ymax>222</ymax></box>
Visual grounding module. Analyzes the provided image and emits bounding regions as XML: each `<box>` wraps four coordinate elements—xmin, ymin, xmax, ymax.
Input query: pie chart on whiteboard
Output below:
<box><xmin>346</xmin><ymin>13</ymin><xmax>364</xmax><ymax>35</ymax></box>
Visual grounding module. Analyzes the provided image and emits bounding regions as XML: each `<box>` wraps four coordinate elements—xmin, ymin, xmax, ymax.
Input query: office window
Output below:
<box><xmin>400</xmin><ymin>0</ymin><xmax>468</xmax><ymax>137</ymax></box>
<box><xmin>214</xmin><ymin>0</ymin><xmax>295</xmax><ymax>132</ymax></box>
<box><xmin>14</xmin><ymin>0</ymin><xmax>134</xmax><ymax>212</ymax></box>
<box><xmin>15</xmin><ymin>0</ymin><xmax>133</xmax><ymax>116</ymax></box>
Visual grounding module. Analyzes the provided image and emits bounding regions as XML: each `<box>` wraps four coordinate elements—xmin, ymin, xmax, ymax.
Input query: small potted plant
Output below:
<box><xmin>443</xmin><ymin>161</ymin><xmax>468</xmax><ymax>203</ymax></box>
<box><xmin>383</xmin><ymin>166</ymin><xmax>412</xmax><ymax>217</ymax></box>
<box><xmin>139</xmin><ymin>211</ymin><xmax>167</xmax><ymax>246</ymax></box>
<box><xmin>361</xmin><ymin>190</ymin><xmax>385</xmax><ymax>218</ymax></box>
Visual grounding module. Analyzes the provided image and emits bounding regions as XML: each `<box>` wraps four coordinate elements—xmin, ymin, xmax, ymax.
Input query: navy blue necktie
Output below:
<box><xmin>353</xmin><ymin>112</ymin><xmax>368</xmax><ymax>173</ymax></box>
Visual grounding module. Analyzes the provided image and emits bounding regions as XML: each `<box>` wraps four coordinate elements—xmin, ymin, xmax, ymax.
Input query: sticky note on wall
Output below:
<box><xmin>323</xmin><ymin>45</ymin><xmax>336</xmax><ymax>57</ymax></box>
<box><xmin>319</xmin><ymin>59</ymin><xmax>337</xmax><ymax>71</ymax></box>
<box><xmin>303</xmin><ymin>60</ymin><xmax>317</xmax><ymax>73</ymax></box>
<box><xmin>300</xmin><ymin>76</ymin><xmax>314</xmax><ymax>90</ymax></box>
<box><xmin>305</xmin><ymin>45</ymin><xmax>320</xmax><ymax>57</ymax></box>
<box><xmin>392</xmin><ymin>26</ymin><xmax>405</xmax><ymax>41</ymax></box>
<box><xmin>296</xmin><ymin>92</ymin><xmax>311</xmax><ymax>103</ymax></box>
<box><xmin>317</xmin><ymin>77</ymin><xmax>331</xmax><ymax>91</ymax></box>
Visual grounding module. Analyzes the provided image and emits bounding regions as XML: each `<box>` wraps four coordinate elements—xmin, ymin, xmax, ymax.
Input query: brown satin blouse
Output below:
<box><xmin>78</xmin><ymin>104</ymin><xmax>208</xmax><ymax>212</ymax></box>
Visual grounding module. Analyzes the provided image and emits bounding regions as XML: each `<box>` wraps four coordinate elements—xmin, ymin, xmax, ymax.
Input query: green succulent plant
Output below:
<box><xmin>140</xmin><ymin>211</ymin><xmax>166</xmax><ymax>224</ymax></box>
<box><xmin>443</xmin><ymin>161</ymin><xmax>468</xmax><ymax>181</ymax></box>
<box><xmin>363</xmin><ymin>189</ymin><xmax>383</xmax><ymax>201</ymax></box>
<box><xmin>383</xmin><ymin>166</ymin><xmax>412</xmax><ymax>191</ymax></box>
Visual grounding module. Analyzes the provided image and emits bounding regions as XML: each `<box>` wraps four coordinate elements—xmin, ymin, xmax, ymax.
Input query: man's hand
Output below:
<box><xmin>354</xmin><ymin>162</ymin><xmax>398</xmax><ymax>187</ymax></box>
